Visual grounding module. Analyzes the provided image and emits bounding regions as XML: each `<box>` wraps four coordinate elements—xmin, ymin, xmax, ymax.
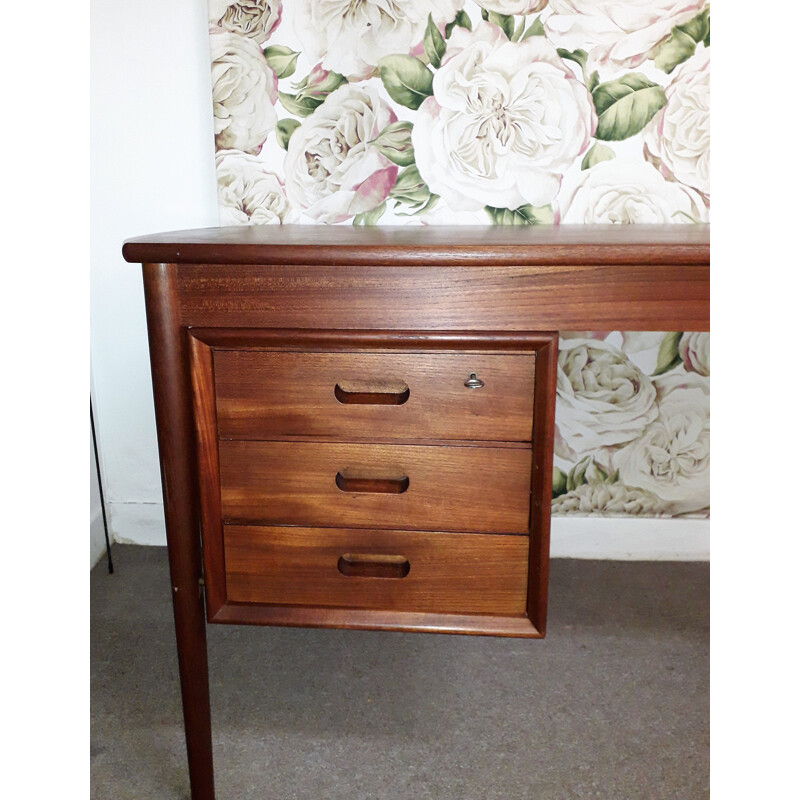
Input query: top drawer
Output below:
<box><xmin>214</xmin><ymin>350</ymin><xmax>535</xmax><ymax>442</ymax></box>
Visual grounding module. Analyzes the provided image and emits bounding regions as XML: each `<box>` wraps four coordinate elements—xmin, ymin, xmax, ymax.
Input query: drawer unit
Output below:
<box><xmin>218</xmin><ymin>439</ymin><xmax>532</xmax><ymax>533</ymax></box>
<box><xmin>224</xmin><ymin>525</ymin><xmax>530</xmax><ymax>616</ymax></box>
<box><xmin>214</xmin><ymin>350</ymin><xmax>536</xmax><ymax>442</ymax></box>
<box><xmin>187</xmin><ymin>328</ymin><xmax>555</xmax><ymax>637</ymax></box>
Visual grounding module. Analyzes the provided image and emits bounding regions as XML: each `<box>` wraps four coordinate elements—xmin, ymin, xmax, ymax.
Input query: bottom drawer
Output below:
<box><xmin>224</xmin><ymin>525</ymin><xmax>529</xmax><ymax>617</ymax></box>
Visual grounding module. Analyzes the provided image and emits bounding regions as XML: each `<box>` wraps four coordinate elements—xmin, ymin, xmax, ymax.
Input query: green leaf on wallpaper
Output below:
<box><xmin>652</xmin><ymin>331</ymin><xmax>684</xmax><ymax>375</ymax></box>
<box><xmin>552</xmin><ymin>467</ymin><xmax>568</xmax><ymax>498</ymax></box>
<box><xmin>565</xmin><ymin>457</ymin><xmax>618</xmax><ymax>493</ymax></box>
<box><xmin>275</xmin><ymin>118</ymin><xmax>301</xmax><ymax>150</ymax></box>
<box><xmin>557</xmin><ymin>48</ymin><xmax>589</xmax><ymax>73</ymax></box>
<box><xmin>592</xmin><ymin>74</ymin><xmax>667</xmax><ymax>141</ymax></box>
<box><xmin>445</xmin><ymin>10</ymin><xmax>472</xmax><ymax>38</ymax></box>
<box><xmin>278</xmin><ymin>91</ymin><xmax>320</xmax><ymax>118</ymax></box>
<box><xmin>510</xmin><ymin>19</ymin><xmax>526</xmax><ymax>43</ymax></box>
<box><xmin>521</xmin><ymin>17</ymin><xmax>546</xmax><ymax>39</ymax></box>
<box><xmin>677</xmin><ymin>7</ymin><xmax>710</xmax><ymax>45</ymax></box>
<box><xmin>370</xmin><ymin>121</ymin><xmax>416</xmax><ymax>167</ymax></box>
<box><xmin>377</xmin><ymin>55</ymin><xmax>434</xmax><ymax>110</ymax></box>
<box><xmin>263</xmin><ymin>45</ymin><xmax>300</xmax><ymax>80</ymax></box>
<box><xmin>484</xmin><ymin>11</ymin><xmax>516</xmax><ymax>41</ymax></box>
<box><xmin>587</xmin><ymin>70</ymin><xmax>600</xmax><ymax>94</ymax></box>
<box><xmin>389</xmin><ymin>164</ymin><xmax>439</xmax><ymax>214</ymax></box>
<box><xmin>653</xmin><ymin>8</ymin><xmax>710</xmax><ymax>74</ymax></box>
<box><xmin>424</xmin><ymin>13</ymin><xmax>447</xmax><ymax>69</ymax></box>
<box><xmin>353</xmin><ymin>202</ymin><xmax>387</xmax><ymax>226</ymax></box>
<box><xmin>653</xmin><ymin>28</ymin><xmax>696</xmax><ymax>74</ymax></box>
<box><xmin>581</xmin><ymin>142</ymin><xmax>615</xmax><ymax>170</ymax></box>
<box><xmin>485</xmin><ymin>205</ymin><xmax>554</xmax><ymax>226</ymax></box>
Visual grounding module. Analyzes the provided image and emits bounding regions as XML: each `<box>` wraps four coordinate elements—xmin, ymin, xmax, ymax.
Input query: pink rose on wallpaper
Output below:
<box><xmin>412</xmin><ymin>22</ymin><xmax>596</xmax><ymax>212</ymax></box>
<box><xmin>293</xmin><ymin>0</ymin><xmax>464</xmax><ymax>80</ymax></box>
<box><xmin>209</xmin><ymin>0</ymin><xmax>282</xmax><ymax>45</ymax></box>
<box><xmin>557</xmin><ymin>160</ymin><xmax>708</xmax><ymax>224</ymax></box>
<box><xmin>210</xmin><ymin>29</ymin><xmax>278</xmax><ymax>154</ymax></box>
<box><xmin>283</xmin><ymin>85</ymin><xmax>399</xmax><ymax>223</ymax></box>
<box><xmin>643</xmin><ymin>47</ymin><xmax>710</xmax><ymax>199</ymax></box>
<box><xmin>555</xmin><ymin>338</ymin><xmax>658</xmax><ymax>463</ymax></box>
<box><xmin>215</xmin><ymin>150</ymin><xmax>293</xmax><ymax>225</ymax></box>
<box><xmin>612</xmin><ymin>372</ymin><xmax>710</xmax><ymax>515</ymax></box>
<box><xmin>678</xmin><ymin>332</ymin><xmax>710</xmax><ymax>377</ymax></box>
<box><xmin>542</xmin><ymin>0</ymin><xmax>707</xmax><ymax>70</ymax></box>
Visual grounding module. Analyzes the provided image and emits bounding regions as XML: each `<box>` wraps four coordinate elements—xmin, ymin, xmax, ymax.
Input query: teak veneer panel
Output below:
<box><xmin>123</xmin><ymin>223</ymin><xmax>710</xmax><ymax>266</ymax></box>
<box><xmin>224</xmin><ymin>525</ymin><xmax>529</xmax><ymax>617</ymax></box>
<box><xmin>214</xmin><ymin>350</ymin><xmax>536</xmax><ymax>442</ymax></box>
<box><xmin>174</xmin><ymin>262</ymin><xmax>708</xmax><ymax>332</ymax></box>
<box><xmin>219</xmin><ymin>440</ymin><xmax>532</xmax><ymax>534</ymax></box>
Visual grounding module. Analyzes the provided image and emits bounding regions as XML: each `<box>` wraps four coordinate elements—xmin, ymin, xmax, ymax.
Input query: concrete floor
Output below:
<box><xmin>91</xmin><ymin>545</ymin><xmax>709</xmax><ymax>799</ymax></box>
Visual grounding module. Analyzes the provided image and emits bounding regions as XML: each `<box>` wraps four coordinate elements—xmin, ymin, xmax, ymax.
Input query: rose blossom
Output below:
<box><xmin>679</xmin><ymin>332</ymin><xmax>710</xmax><ymax>376</ymax></box>
<box><xmin>617</xmin><ymin>332</ymin><xmax>671</xmax><ymax>376</ymax></box>
<box><xmin>215</xmin><ymin>150</ymin><xmax>293</xmax><ymax>225</ymax></box>
<box><xmin>210</xmin><ymin>30</ymin><xmax>278</xmax><ymax>154</ymax></box>
<box><xmin>612</xmin><ymin>372</ymin><xmax>710</xmax><ymax>514</ymax></box>
<box><xmin>643</xmin><ymin>47</ymin><xmax>710</xmax><ymax>199</ymax></box>
<box><xmin>475</xmin><ymin>1</ymin><xmax>548</xmax><ymax>13</ymax></box>
<box><xmin>208</xmin><ymin>0</ymin><xmax>282</xmax><ymax>44</ymax></box>
<box><xmin>412</xmin><ymin>22</ymin><xmax>596</xmax><ymax>212</ymax></box>
<box><xmin>542</xmin><ymin>0</ymin><xmax>708</xmax><ymax>70</ymax></box>
<box><xmin>552</xmin><ymin>482</ymin><xmax>666</xmax><ymax>515</ymax></box>
<box><xmin>293</xmin><ymin>0</ymin><xmax>464</xmax><ymax>79</ymax></box>
<box><xmin>555</xmin><ymin>338</ymin><xmax>658</xmax><ymax>462</ymax></box>
<box><xmin>557</xmin><ymin>160</ymin><xmax>708</xmax><ymax>224</ymax></box>
<box><xmin>283</xmin><ymin>84</ymin><xmax>399</xmax><ymax>223</ymax></box>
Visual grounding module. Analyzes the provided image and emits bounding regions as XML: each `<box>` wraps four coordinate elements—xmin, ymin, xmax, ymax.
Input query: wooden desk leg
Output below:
<box><xmin>143</xmin><ymin>263</ymin><xmax>216</xmax><ymax>800</ymax></box>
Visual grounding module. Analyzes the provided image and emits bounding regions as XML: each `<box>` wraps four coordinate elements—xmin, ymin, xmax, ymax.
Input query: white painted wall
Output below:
<box><xmin>89</xmin><ymin>1</ymin><xmax>708</xmax><ymax>560</ymax></box>
<box><xmin>90</xmin><ymin>0</ymin><xmax>218</xmax><ymax>549</ymax></box>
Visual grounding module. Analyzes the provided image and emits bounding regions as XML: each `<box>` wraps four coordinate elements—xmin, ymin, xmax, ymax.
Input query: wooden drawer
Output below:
<box><xmin>214</xmin><ymin>350</ymin><xmax>535</xmax><ymax>442</ymax></box>
<box><xmin>219</xmin><ymin>440</ymin><xmax>532</xmax><ymax>534</ymax></box>
<box><xmin>224</xmin><ymin>525</ymin><xmax>529</xmax><ymax>616</ymax></box>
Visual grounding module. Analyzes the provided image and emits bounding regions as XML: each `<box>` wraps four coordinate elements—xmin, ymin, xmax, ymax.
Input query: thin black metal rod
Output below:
<box><xmin>90</xmin><ymin>398</ymin><xmax>114</xmax><ymax>574</ymax></box>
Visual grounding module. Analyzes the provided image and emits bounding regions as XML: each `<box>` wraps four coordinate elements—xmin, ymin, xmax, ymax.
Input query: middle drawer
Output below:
<box><xmin>219</xmin><ymin>440</ymin><xmax>532</xmax><ymax>534</ymax></box>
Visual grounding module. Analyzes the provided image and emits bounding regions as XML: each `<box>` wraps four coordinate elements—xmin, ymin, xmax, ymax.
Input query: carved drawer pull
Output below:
<box><xmin>335</xmin><ymin>469</ymin><xmax>410</xmax><ymax>494</ymax></box>
<box><xmin>337</xmin><ymin>553</ymin><xmax>411</xmax><ymax>579</ymax></box>
<box><xmin>334</xmin><ymin>381</ymin><xmax>410</xmax><ymax>405</ymax></box>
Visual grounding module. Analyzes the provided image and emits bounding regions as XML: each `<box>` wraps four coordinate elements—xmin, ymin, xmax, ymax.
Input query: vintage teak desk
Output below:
<box><xmin>122</xmin><ymin>224</ymin><xmax>710</xmax><ymax>800</ymax></box>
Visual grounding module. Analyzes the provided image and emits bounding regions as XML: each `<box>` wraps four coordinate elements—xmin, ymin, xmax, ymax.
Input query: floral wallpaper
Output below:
<box><xmin>207</xmin><ymin>0</ymin><xmax>710</xmax><ymax>518</ymax></box>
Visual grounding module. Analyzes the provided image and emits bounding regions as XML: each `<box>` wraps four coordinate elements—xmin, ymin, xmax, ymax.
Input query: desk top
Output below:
<box><xmin>123</xmin><ymin>224</ymin><xmax>709</xmax><ymax>267</ymax></box>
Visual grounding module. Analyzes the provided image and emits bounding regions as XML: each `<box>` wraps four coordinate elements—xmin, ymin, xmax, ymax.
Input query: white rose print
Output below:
<box><xmin>412</xmin><ymin>22</ymin><xmax>596</xmax><ymax>212</ymax></box>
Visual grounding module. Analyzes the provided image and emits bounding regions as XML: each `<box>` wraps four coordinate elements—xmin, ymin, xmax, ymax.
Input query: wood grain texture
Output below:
<box><xmin>219</xmin><ymin>440</ymin><xmax>532</xmax><ymax>534</ymax></box>
<box><xmin>141</xmin><ymin>263</ymin><xmax>215</xmax><ymax>800</ymax></box>
<box><xmin>527</xmin><ymin>334</ymin><xmax>558</xmax><ymax>634</ymax></box>
<box><xmin>213</xmin><ymin>350</ymin><xmax>536</xmax><ymax>442</ymax></box>
<box><xmin>188</xmin><ymin>335</ymin><xmax>226</xmax><ymax>619</ymax></box>
<box><xmin>210</xmin><ymin>601</ymin><xmax>542</xmax><ymax>637</ymax></box>
<box><xmin>175</xmin><ymin>263</ymin><xmax>709</xmax><ymax>332</ymax></box>
<box><xmin>224</xmin><ymin>525</ymin><xmax>529</xmax><ymax>616</ymax></box>
<box><xmin>122</xmin><ymin>223</ymin><xmax>709</xmax><ymax>266</ymax></box>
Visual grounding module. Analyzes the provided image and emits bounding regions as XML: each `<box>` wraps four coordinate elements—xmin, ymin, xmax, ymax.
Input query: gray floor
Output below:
<box><xmin>91</xmin><ymin>545</ymin><xmax>709</xmax><ymax>800</ymax></box>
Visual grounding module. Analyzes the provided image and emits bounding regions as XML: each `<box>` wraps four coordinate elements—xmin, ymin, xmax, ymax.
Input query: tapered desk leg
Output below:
<box><xmin>143</xmin><ymin>263</ymin><xmax>215</xmax><ymax>800</ymax></box>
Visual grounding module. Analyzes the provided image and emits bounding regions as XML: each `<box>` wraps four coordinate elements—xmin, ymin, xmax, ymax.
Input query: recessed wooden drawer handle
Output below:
<box><xmin>335</xmin><ymin>470</ymin><xmax>410</xmax><ymax>494</ymax></box>
<box><xmin>337</xmin><ymin>553</ymin><xmax>410</xmax><ymax>579</ymax></box>
<box><xmin>334</xmin><ymin>381</ymin><xmax>410</xmax><ymax>405</ymax></box>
